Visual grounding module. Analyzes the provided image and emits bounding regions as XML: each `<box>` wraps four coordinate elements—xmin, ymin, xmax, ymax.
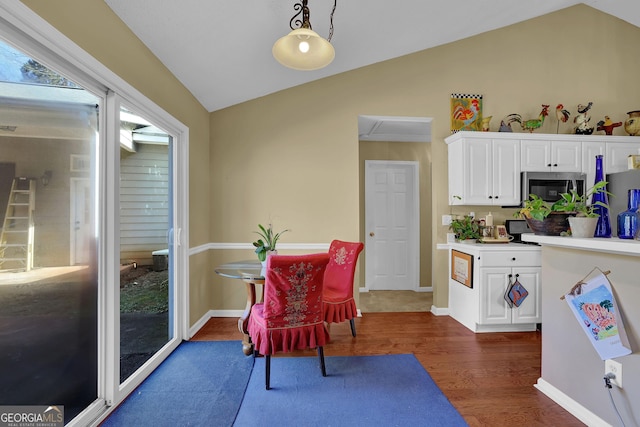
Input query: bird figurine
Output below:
<box><xmin>521</xmin><ymin>105</ymin><xmax>550</xmax><ymax>133</ymax></box>
<box><xmin>481</xmin><ymin>116</ymin><xmax>492</xmax><ymax>132</ymax></box>
<box><xmin>596</xmin><ymin>116</ymin><xmax>622</xmax><ymax>135</ymax></box>
<box><xmin>555</xmin><ymin>104</ymin><xmax>570</xmax><ymax>133</ymax></box>
<box><xmin>574</xmin><ymin>102</ymin><xmax>594</xmax><ymax>135</ymax></box>
<box><xmin>499</xmin><ymin>113</ymin><xmax>521</xmax><ymax>132</ymax></box>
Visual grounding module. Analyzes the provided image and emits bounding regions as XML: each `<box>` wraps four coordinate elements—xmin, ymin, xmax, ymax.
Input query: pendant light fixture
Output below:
<box><xmin>272</xmin><ymin>0</ymin><xmax>337</xmax><ymax>71</ymax></box>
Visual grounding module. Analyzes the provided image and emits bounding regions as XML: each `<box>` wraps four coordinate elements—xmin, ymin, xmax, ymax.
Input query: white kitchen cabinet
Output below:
<box><xmin>521</xmin><ymin>139</ymin><xmax>582</xmax><ymax>172</ymax></box>
<box><xmin>447</xmin><ymin>135</ymin><xmax>520</xmax><ymax>205</ymax></box>
<box><xmin>447</xmin><ymin>243</ymin><xmax>541</xmax><ymax>333</ymax></box>
<box><xmin>606</xmin><ymin>142</ymin><xmax>640</xmax><ymax>174</ymax></box>
<box><xmin>446</xmin><ymin>132</ymin><xmax>640</xmax><ymax>206</ymax></box>
<box><xmin>480</xmin><ymin>266</ymin><xmax>541</xmax><ymax>325</ymax></box>
<box><xmin>582</xmin><ymin>141</ymin><xmax>606</xmax><ymax>187</ymax></box>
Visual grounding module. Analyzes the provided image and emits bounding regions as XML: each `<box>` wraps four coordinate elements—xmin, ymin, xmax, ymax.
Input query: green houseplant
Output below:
<box><xmin>252</xmin><ymin>223</ymin><xmax>290</xmax><ymax>262</ymax></box>
<box><xmin>515</xmin><ymin>181</ymin><xmax>609</xmax><ymax>236</ymax></box>
<box><xmin>449</xmin><ymin>215</ymin><xmax>482</xmax><ymax>241</ymax></box>
<box><xmin>550</xmin><ymin>180</ymin><xmax>609</xmax><ymax>218</ymax></box>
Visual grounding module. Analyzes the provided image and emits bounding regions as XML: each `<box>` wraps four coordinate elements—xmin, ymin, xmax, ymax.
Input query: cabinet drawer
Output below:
<box><xmin>479</xmin><ymin>251</ymin><xmax>540</xmax><ymax>267</ymax></box>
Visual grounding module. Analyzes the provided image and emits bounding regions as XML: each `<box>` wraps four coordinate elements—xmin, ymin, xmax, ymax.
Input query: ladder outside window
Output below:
<box><xmin>0</xmin><ymin>177</ymin><xmax>35</xmax><ymax>271</ymax></box>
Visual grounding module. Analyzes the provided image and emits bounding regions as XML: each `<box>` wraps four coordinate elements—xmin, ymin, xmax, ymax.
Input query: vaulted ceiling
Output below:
<box><xmin>104</xmin><ymin>1</ymin><xmax>640</xmax><ymax>113</ymax></box>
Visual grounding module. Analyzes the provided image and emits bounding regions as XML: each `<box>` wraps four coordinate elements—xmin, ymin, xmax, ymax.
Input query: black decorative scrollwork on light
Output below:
<box><xmin>289</xmin><ymin>1</ymin><xmax>311</xmax><ymax>30</ymax></box>
<box><xmin>287</xmin><ymin>0</ymin><xmax>337</xmax><ymax>41</ymax></box>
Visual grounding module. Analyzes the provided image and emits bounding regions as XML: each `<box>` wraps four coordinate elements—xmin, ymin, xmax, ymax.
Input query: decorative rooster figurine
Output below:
<box><xmin>555</xmin><ymin>104</ymin><xmax>570</xmax><ymax>133</ymax></box>
<box><xmin>521</xmin><ymin>105</ymin><xmax>550</xmax><ymax>133</ymax></box>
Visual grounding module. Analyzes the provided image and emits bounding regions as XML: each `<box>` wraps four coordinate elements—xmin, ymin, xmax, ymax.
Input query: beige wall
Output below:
<box><xmin>210</xmin><ymin>4</ymin><xmax>640</xmax><ymax>310</ymax></box>
<box><xmin>21</xmin><ymin>0</ymin><xmax>212</xmax><ymax>325</ymax></box>
<box><xmin>22</xmin><ymin>2</ymin><xmax>640</xmax><ymax>318</ymax></box>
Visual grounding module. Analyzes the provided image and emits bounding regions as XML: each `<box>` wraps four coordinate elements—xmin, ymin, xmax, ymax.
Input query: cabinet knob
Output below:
<box><xmin>488</xmin><ymin>196</ymin><xmax>493</xmax><ymax>199</ymax></box>
<box><xmin>547</xmin><ymin>163</ymin><xmax>552</xmax><ymax>167</ymax></box>
<box><xmin>512</xmin><ymin>257</ymin><xmax>516</xmax><ymax>261</ymax></box>
<box><xmin>553</xmin><ymin>163</ymin><xmax>558</xmax><ymax>167</ymax></box>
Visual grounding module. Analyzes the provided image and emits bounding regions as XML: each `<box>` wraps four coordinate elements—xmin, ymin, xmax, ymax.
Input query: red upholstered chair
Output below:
<box><xmin>247</xmin><ymin>253</ymin><xmax>330</xmax><ymax>390</ymax></box>
<box><xmin>323</xmin><ymin>240</ymin><xmax>364</xmax><ymax>337</ymax></box>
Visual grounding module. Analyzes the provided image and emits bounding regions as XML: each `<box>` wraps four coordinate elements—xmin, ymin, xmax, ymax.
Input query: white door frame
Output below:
<box><xmin>364</xmin><ymin>160</ymin><xmax>420</xmax><ymax>291</ymax></box>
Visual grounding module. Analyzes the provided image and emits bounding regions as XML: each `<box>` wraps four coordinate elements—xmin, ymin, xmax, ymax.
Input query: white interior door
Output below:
<box><xmin>70</xmin><ymin>177</ymin><xmax>91</xmax><ymax>265</ymax></box>
<box><xmin>365</xmin><ymin>160</ymin><xmax>419</xmax><ymax>290</ymax></box>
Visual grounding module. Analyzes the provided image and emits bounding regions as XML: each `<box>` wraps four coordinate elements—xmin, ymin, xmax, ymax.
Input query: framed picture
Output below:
<box><xmin>496</xmin><ymin>225</ymin><xmax>508</xmax><ymax>239</ymax></box>
<box><xmin>450</xmin><ymin>93</ymin><xmax>483</xmax><ymax>133</ymax></box>
<box><xmin>451</xmin><ymin>249</ymin><xmax>473</xmax><ymax>288</ymax></box>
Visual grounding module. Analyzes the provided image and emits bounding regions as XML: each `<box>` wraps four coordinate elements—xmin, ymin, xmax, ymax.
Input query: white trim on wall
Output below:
<box><xmin>189</xmin><ymin>242</ymin><xmax>331</xmax><ymax>256</ymax></box>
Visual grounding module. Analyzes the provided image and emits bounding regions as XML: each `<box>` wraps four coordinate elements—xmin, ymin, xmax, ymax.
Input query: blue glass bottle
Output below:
<box><xmin>591</xmin><ymin>155</ymin><xmax>612</xmax><ymax>238</ymax></box>
<box><xmin>617</xmin><ymin>189</ymin><xmax>640</xmax><ymax>239</ymax></box>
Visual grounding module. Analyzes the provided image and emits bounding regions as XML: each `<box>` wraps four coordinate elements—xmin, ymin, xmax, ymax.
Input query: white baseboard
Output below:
<box><xmin>534</xmin><ymin>378</ymin><xmax>611</xmax><ymax>427</ymax></box>
<box><xmin>430</xmin><ymin>305</ymin><xmax>449</xmax><ymax>316</ymax></box>
<box><xmin>359</xmin><ymin>287</ymin><xmax>433</xmax><ymax>292</ymax></box>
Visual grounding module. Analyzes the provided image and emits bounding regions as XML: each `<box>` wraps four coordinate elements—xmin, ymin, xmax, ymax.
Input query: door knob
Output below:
<box><xmin>369</xmin><ymin>232</ymin><xmax>375</xmax><ymax>237</ymax></box>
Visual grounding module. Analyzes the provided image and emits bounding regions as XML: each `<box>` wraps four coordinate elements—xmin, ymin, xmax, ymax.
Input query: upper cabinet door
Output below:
<box><xmin>492</xmin><ymin>139</ymin><xmax>521</xmax><ymax>205</ymax></box>
<box><xmin>520</xmin><ymin>140</ymin><xmax>550</xmax><ymax>171</ymax></box>
<box><xmin>521</xmin><ymin>140</ymin><xmax>581</xmax><ymax>172</ymax></box>
<box><xmin>463</xmin><ymin>138</ymin><xmax>493</xmax><ymax>205</ymax></box>
<box><xmin>606</xmin><ymin>142</ymin><xmax>640</xmax><ymax>174</ymax></box>
<box><xmin>447</xmin><ymin>137</ymin><xmax>519</xmax><ymax>206</ymax></box>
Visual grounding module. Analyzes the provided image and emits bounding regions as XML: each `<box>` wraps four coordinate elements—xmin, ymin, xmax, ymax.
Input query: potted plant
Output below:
<box><xmin>252</xmin><ymin>223</ymin><xmax>290</xmax><ymax>263</ymax></box>
<box><xmin>449</xmin><ymin>215</ymin><xmax>482</xmax><ymax>242</ymax></box>
<box><xmin>552</xmin><ymin>181</ymin><xmax>609</xmax><ymax>237</ymax></box>
<box><xmin>515</xmin><ymin>181</ymin><xmax>609</xmax><ymax>236</ymax></box>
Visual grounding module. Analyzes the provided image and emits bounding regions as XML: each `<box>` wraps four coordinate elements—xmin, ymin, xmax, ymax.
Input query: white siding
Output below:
<box><xmin>120</xmin><ymin>144</ymin><xmax>169</xmax><ymax>265</ymax></box>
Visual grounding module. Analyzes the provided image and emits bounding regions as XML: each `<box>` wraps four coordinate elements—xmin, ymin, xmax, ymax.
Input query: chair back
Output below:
<box><xmin>324</xmin><ymin>240</ymin><xmax>364</xmax><ymax>297</ymax></box>
<box><xmin>262</xmin><ymin>253</ymin><xmax>330</xmax><ymax>328</ymax></box>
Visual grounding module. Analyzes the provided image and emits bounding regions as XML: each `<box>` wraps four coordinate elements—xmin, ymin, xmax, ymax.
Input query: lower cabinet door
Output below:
<box><xmin>479</xmin><ymin>267</ymin><xmax>511</xmax><ymax>324</ymax></box>
<box><xmin>511</xmin><ymin>267</ymin><xmax>542</xmax><ymax>324</ymax></box>
<box><xmin>479</xmin><ymin>266</ymin><xmax>542</xmax><ymax>325</ymax></box>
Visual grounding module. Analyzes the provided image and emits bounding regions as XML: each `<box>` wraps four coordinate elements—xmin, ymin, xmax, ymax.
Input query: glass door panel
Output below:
<box><xmin>0</xmin><ymin>40</ymin><xmax>100</xmax><ymax>423</ymax></box>
<box><xmin>118</xmin><ymin>106</ymin><xmax>174</xmax><ymax>384</ymax></box>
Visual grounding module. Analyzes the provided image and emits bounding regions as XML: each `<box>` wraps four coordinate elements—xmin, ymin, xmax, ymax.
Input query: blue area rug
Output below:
<box><xmin>234</xmin><ymin>353</ymin><xmax>468</xmax><ymax>427</ymax></box>
<box><xmin>102</xmin><ymin>341</ymin><xmax>253</xmax><ymax>427</ymax></box>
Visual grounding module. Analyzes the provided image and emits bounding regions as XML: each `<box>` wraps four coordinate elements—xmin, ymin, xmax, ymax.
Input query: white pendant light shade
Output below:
<box><xmin>272</xmin><ymin>28</ymin><xmax>335</xmax><ymax>71</ymax></box>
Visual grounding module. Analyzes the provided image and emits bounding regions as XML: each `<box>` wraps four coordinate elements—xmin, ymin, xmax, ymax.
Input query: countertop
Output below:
<box><xmin>436</xmin><ymin>241</ymin><xmax>541</xmax><ymax>252</ymax></box>
<box><xmin>521</xmin><ymin>234</ymin><xmax>640</xmax><ymax>256</ymax></box>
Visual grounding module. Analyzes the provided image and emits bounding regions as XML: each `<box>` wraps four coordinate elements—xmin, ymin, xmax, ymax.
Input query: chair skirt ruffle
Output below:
<box><xmin>249</xmin><ymin>305</ymin><xmax>330</xmax><ymax>356</ymax></box>
<box><xmin>323</xmin><ymin>298</ymin><xmax>357</xmax><ymax>323</ymax></box>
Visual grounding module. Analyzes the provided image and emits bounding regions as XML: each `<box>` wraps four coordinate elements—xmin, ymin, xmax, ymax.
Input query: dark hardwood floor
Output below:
<box><xmin>192</xmin><ymin>312</ymin><xmax>584</xmax><ymax>427</ymax></box>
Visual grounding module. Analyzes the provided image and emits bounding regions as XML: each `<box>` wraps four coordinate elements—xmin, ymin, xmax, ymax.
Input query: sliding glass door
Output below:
<box><xmin>0</xmin><ymin>40</ymin><xmax>100</xmax><ymax>422</ymax></box>
<box><xmin>0</xmin><ymin>29</ymin><xmax>187</xmax><ymax>425</ymax></box>
<box><xmin>118</xmin><ymin>104</ymin><xmax>175</xmax><ymax>385</ymax></box>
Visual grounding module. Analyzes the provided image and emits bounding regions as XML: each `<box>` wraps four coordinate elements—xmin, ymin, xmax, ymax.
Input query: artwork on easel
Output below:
<box><xmin>563</xmin><ymin>269</ymin><xmax>631</xmax><ymax>360</ymax></box>
<box><xmin>451</xmin><ymin>93</ymin><xmax>483</xmax><ymax>133</ymax></box>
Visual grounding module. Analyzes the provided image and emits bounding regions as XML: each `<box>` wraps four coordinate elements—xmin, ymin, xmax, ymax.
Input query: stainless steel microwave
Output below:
<box><xmin>521</xmin><ymin>172</ymin><xmax>586</xmax><ymax>203</ymax></box>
